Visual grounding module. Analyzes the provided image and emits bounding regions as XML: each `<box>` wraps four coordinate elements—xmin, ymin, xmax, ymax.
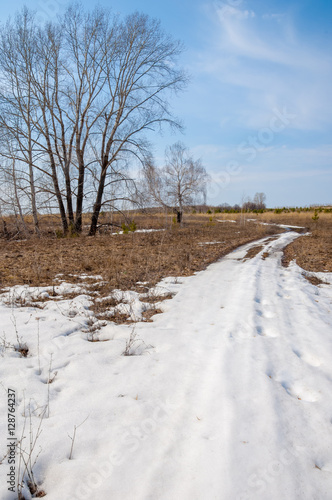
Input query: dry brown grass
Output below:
<box><xmin>142</xmin><ymin>308</ymin><xmax>163</xmax><ymax>322</ymax></box>
<box><xmin>242</xmin><ymin>245</ymin><xmax>264</xmax><ymax>260</ymax></box>
<box><xmin>0</xmin><ymin>214</ymin><xmax>278</xmax><ymax>291</ymax></box>
<box><xmin>0</xmin><ymin>211</ymin><xmax>331</xmax><ymax>307</ymax></box>
<box><xmin>280</xmin><ymin>213</ymin><xmax>332</xmax><ymax>272</ymax></box>
<box><xmin>302</xmin><ymin>274</ymin><xmax>328</xmax><ymax>286</ymax></box>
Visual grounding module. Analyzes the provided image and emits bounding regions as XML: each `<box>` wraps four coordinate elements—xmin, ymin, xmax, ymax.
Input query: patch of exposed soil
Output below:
<box><xmin>283</xmin><ymin>227</ymin><xmax>332</xmax><ymax>273</ymax></box>
<box><xmin>242</xmin><ymin>245</ymin><xmax>264</xmax><ymax>260</ymax></box>
<box><xmin>302</xmin><ymin>274</ymin><xmax>329</xmax><ymax>286</ymax></box>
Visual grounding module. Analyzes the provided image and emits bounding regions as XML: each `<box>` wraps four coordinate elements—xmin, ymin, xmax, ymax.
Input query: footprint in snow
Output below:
<box><xmin>263</xmin><ymin>328</ymin><xmax>279</xmax><ymax>338</ymax></box>
<box><xmin>263</xmin><ymin>309</ymin><xmax>276</xmax><ymax>319</ymax></box>
<box><xmin>292</xmin><ymin>349</ymin><xmax>322</xmax><ymax>367</ymax></box>
<box><xmin>256</xmin><ymin>307</ymin><xmax>276</xmax><ymax>320</ymax></box>
<box><xmin>280</xmin><ymin>381</ymin><xmax>320</xmax><ymax>402</ymax></box>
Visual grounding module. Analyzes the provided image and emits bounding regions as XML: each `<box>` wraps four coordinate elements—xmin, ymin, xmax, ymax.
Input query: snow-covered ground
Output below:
<box><xmin>1</xmin><ymin>231</ymin><xmax>332</xmax><ymax>499</ymax></box>
<box><xmin>111</xmin><ymin>228</ymin><xmax>165</xmax><ymax>235</ymax></box>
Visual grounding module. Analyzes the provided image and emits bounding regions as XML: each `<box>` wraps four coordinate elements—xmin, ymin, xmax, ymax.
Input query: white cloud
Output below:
<box><xmin>217</xmin><ymin>5</ymin><xmax>255</xmax><ymax>21</ymax></box>
<box><xmin>195</xmin><ymin>4</ymin><xmax>332</xmax><ymax>132</ymax></box>
<box><xmin>215</xmin><ymin>5</ymin><xmax>327</xmax><ymax>71</ymax></box>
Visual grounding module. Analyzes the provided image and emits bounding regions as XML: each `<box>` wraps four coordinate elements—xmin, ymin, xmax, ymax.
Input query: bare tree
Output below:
<box><xmin>0</xmin><ymin>5</ymin><xmax>187</xmax><ymax>235</ymax></box>
<box><xmin>0</xmin><ymin>9</ymin><xmax>41</xmax><ymax>235</ymax></box>
<box><xmin>58</xmin><ymin>6</ymin><xmax>119</xmax><ymax>233</ymax></box>
<box><xmin>241</xmin><ymin>192</ymin><xmax>267</xmax><ymax>212</ymax></box>
<box><xmin>0</xmin><ymin>144</ymin><xmax>30</xmax><ymax>236</ymax></box>
<box><xmin>253</xmin><ymin>192</ymin><xmax>266</xmax><ymax>210</ymax></box>
<box><xmin>88</xmin><ymin>13</ymin><xmax>187</xmax><ymax>235</ymax></box>
<box><xmin>144</xmin><ymin>142</ymin><xmax>208</xmax><ymax>223</ymax></box>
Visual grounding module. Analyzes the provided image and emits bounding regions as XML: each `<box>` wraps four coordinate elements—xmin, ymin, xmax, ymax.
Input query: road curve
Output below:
<box><xmin>115</xmin><ymin>231</ymin><xmax>332</xmax><ymax>500</ymax></box>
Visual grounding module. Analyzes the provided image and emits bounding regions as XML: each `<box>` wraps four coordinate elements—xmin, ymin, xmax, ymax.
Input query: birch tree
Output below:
<box><xmin>0</xmin><ymin>5</ymin><xmax>187</xmax><ymax>235</ymax></box>
<box><xmin>0</xmin><ymin>9</ymin><xmax>41</xmax><ymax>234</ymax></box>
<box><xmin>144</xmin><ymin>142</ymin><xmax>208</xmax><ymax>223</ymax></box>
<box><xmin>88</xmin><ymin>12</ymin><xmax>187</xmax><ymax>235</ymax></box>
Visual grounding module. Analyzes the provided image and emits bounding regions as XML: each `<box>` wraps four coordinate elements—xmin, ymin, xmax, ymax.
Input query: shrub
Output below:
<box><xmin>55</xmin><ymin>229</ymin><xmax>63</xmax><ymax>238</ymax></box>
<box><xmin>129</xmin><ymin>220</ymin><xmax>137</xmax><ymax>232</ymax></box>
<box><xmin>312</xmin><ymin>210</ymin><xmax>319</xmax><ymax>221</ymax></box>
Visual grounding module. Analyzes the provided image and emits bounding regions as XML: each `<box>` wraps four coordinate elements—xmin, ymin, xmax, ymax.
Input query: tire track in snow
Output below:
<box><xmin>109</xmin><ymin>232</ymin><xmax>332</xmax><ymax>500</ymax></box>
<box><xmin>133</xmin><ymin>232</ymin><xmax>302</xmax><ymax>499</ymax></box>
<box><xmin>216</xmin><ymin>233</ymin><xmax>304</xmax><ymax>499</ymax></box>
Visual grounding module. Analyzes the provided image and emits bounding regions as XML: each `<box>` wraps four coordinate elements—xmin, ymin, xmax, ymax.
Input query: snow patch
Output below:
<box><xmin>0</xmin><ymin>232</ymin><xmax>331</xmax><ymax>499</ymax></box>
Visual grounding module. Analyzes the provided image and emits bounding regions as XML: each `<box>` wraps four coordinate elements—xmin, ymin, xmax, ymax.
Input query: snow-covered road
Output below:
<box><xmin>120</xmin><ymin>231</ymin><xmax>332</xmax><ymax>500</ymax></box>
<box><xmin>1</xmin><ymin>231</ymin><xmax>332</xmax><ymax>499</ymax></box>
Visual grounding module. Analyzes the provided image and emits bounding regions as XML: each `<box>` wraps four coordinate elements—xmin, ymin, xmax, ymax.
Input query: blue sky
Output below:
<box><xmin>1</xmin><ymin>0</ymin><xmax>331</xmax><ymax>207</ymax></box>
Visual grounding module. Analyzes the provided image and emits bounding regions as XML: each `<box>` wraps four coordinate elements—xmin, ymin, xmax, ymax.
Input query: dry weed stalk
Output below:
<box><xmin>68</xmin><ymin>416</ymin><xmax>89</xmax><ymax>460</ymax></box>
<box><xmin>17</xmin><ymin>403</ymin><xmax>46</xmax><ymax>499</ymax></box>
<box><xmin>122</xmin><ymin>326</ymin><xmax>153</xmax><ymax>356</ymax></box>
<box><xmin>0</xmin><ymin>311</ymin><xmax>29</xmax><ymax>357</ymax></box>
<box><xmin>122</xmin><ymin>326</ymin><xmax>139</xmax><ymax>356</ymax></box>
<box><xmin>46</xmin><ymin>354</ymin><xmax>58</xmax><ymax>418</ymax></box>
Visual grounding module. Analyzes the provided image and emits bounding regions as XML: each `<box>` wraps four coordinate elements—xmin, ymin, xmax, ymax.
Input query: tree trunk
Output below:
<box><xmin>175</xmin><ymin>209</ymin><xmax>182</xmax><ymax>224</ymax></box>
<box><xmin>2</xmin><ymin>219</ymin><xmax>9</xmax><ymax>239</ymax></box>
<box><xmin>178</xmin><ymin>196</ymin><xmax>183</xmax><ymax>225</ymax></box>
<box><xmin>75</xmin><ymin>150</ymin><xmax>85</xmax><ymax>234</ymax></box>
<box><xmin>28</xmin><ymin>132</ymin><xmax>40</xmax><ymax>236</ymax></box>
<box><xmin>28</xmin><ymin>161</ymin><xmax>40</xmax><ymax>236</ymax></box>
<box><xmin>12</xmin><ymin>161</ymin><xmax>29</xmax><ymax>236</ymax></box>
<box><xmin>65</xmin><ymin>172</ymin><xmax>75</xmax><ymax>228</ymax></box>
<box><xmin>88</xmin><ymin>164</ymin><xmax>108</xmax><ymax>236</ymax></box>
<box><xmin>49</xmin><ymin>155</ymin><xmax>68</xmax><ymax>234</ymax></box>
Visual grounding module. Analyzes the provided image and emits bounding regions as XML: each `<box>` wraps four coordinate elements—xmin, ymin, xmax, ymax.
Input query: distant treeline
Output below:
<box><xmin>200</xmin><ymin>205</ymin><xmax>332</xmax><ymax>214</ymax></box>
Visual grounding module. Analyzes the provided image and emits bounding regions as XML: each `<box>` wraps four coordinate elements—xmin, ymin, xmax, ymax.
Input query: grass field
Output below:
<box><xmin>0</xmin><ymin>211</ymin><xmax>331</xmax><ymax>306</ymax></box>
<box><xmin>0</xmin><ymin>212</ymin><xmax>331</xmax><ymax>498</ymax></box>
